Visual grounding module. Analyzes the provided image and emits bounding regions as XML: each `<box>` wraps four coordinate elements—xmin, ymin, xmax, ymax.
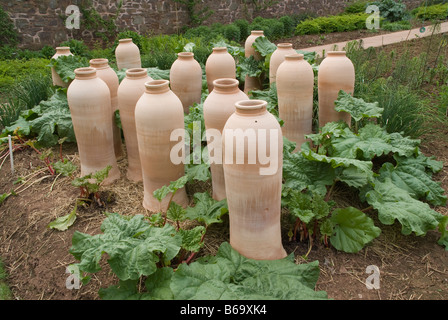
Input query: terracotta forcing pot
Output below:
<box><xmin>115</xmin><ymin>38</ymin><xmax>141</xmax><ymax>70</ymax></box>
<box><xmin>67</xmin><ymin>67</ymin><xmax>120</xmax><ymax>185</ymax></box>
<box><xmin>170</xmin><ymin>52</ymin><xmax>203</xmax><ymax>114</ymax></box>
<box><xmin>205</xmin><ymin>47</ymin><xmax>236</xmax><ymax>93</ymax></box>
<box><xmin>51</xmin><ymin>46</ymin><xmax>73</xmax><ymax>87</ymax></box>
<box><xmin>276</xmin><ymin>53</ymin><xmax>314</xmax><ymax>151</ymax></box>
<box><xmin>244</xmin><ymin>30</ymin><xmax>264</xmax><ymax>94</ymax></box>
<box><xmin>222</xmin><ymin>99</ymin><xmax>287</xmax><ymax>260</ymax></box>
<box><xmin>269</xmin><ymin>43</ymin><xmax>296</xmax><ymax>85</ymax></box>
<box><xmin>318</xmin><ymin>51</ymin><xmax>355</xmax><ymax>127</ymax></box>
<box><xmin>135</xmin><ymin>80</ymin><xmax>189</xmax><ymax>212</ymax></box>
<box><xmin>89</xmin><ymin>58</ymin><xmax>123</xmax><ymax>159</ymax></box>
<box><xmin>117</xmin><ymin>68</ymin><xmax>152</xmax><ymax>182</ymax></box>
<box><xmin>203</xmin><ymin>78</ymin><xmax>248</xmax><ymax>201</ymax></box>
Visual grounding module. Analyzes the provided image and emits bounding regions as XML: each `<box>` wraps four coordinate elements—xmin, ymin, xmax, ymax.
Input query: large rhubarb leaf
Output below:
<box><xmin>49</xmin><ymin>55</ymin><xmax>89</xmax><ymax>83</ymax></box>
<box><xmin>252</xmin><ymin>36</ymin><xmax>277</xmax><ymax>57</ymax></box>
<box><xmin>185</xmin><ymin>192</ymin><xmax>228</xmax><ymax>226</ymax></box>
<box><xmin>334</xmin><ymin>90</ymin><xmax>384</xmax><ymax>122</ymax></box>
<box><xmin>378</xmin><ymin>162</ymin><xmax>447</xmax><ymax>206</ymax></box>
<box><xmin>170</xmin><ymin>242</ymin><xmax>328</xmax><ymax>300</ymax></box>
<box><xmin>283</xmin><ymin>150</ymin><xmax>335</xmax><ymax>196</ymax></box>
<box><xmin>330</xmin><ymin>123</ymin><xmax>420</xmax><ymax>160</ymax></box>
<box><xmin>329</xmin><ymin>207</ymin><xmax>381</xmax><ymax>253</ymax></box>
<box><xmin>70</xmin><ymin>213</ymin><xmax>182</xmax><ymax>281</ymax></box>
<box><xmin>364</xmin><ymin>178</ymin><xmax>444</xmax><ymax>236</ymax></box>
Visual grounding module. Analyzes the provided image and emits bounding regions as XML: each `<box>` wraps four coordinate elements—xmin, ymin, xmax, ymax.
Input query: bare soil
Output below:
<box><xmin>0</xmin><ymin>31</ymin><xmax>447</xmax><ymax>301</ymax></box>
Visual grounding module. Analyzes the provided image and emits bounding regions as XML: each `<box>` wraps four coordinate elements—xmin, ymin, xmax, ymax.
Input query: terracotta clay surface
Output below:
<box><xmin>134</xmin><ymin>80</ymin><xmax>188</xmax><ymax>212</ymax></box>
<box><xmin>51</xmin><ymin>47</ymin><xmax>73</xmax><ymax>87</ymax></box>
<box><xmin>269</xmin><ymin>43</ymin><xmax>296</xmax><ymax>84</ymax></box>
<box><xmin>115</xmin><ymin>38</ymin><xmax>141</xmax><ymax>70</ymax></box>
<box><xmin>222</xmin><ymin>99</ymin><xmax>287</xmax><ymax>260</ymax></box>
<box><xmin>277</xmin><ymin>53</ymin><xmax>314</xmax><ymax>151</ymax></box>
<box><xmin>244</xmin><ymin>30</ymin><xmax>264</xmax><ymax>94</ymax></box>
<box><xmin>203</xmin><ymin>78</ymin><xmax>248</xmax><ymax>201</ymax></box>
<box><xmin>67</xmin><ymin>67</ymin><xmax>120</xmax><ymax>185</ymax></box>
<box><xmin>205</xmin><ymin>47</ymin><xmax>236</xmax><ymax>93</ymax></box>
<box><xmin>89</xmin><ymin>58</ymin><xmax>123</xmax><ymax>159</ymax></box>
<box><xmin>170</xmin><ymin>52</ymin><xmax>202</xmax><ymax>114</ymax></box>
<box><xmin>118</xmin><ymin>68</ymin><xmax>152</xmax><ymax>182</ymax></box>
<box><xmin>318</xmin><ymin>51</ymin><xmax>355</xmax><ymax>127</ymax></box>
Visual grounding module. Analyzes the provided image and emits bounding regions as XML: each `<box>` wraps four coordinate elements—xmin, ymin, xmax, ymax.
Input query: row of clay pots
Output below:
<box><xmin>62</xmin><ymin>36</ymin><xmax>353</xmax><ymax>263</ymax></box>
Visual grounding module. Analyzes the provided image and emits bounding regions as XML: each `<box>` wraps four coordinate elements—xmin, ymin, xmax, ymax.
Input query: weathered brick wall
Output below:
<box><xmin>2</xmin><ymin>0</ymin><xmax>424</xmax><ymax>49</ymax></box>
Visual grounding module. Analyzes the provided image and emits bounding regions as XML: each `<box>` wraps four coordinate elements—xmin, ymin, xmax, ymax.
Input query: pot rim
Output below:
<box><xmin>74</xmin><ymin>67</ymin><xmax>97</xmax><ymax>79</ymax></box>
<box><xmin>89</xmin><ymin>58</ymin><xmax>109</xmax><ymax>69</ymax></box>
<box><xmin>235</xmin><ymin>99</ymin><xmax>267</xmax><ymax>112</ymax></box>
<box><xmin>126</xmin><ymin>68</ymin><xmax>148</xmax><ymax>79</ymax></box>
<box><xmin>144</xmin><ymin>79</ymin><xmax>170</xmax><ymax>93</ymax></box>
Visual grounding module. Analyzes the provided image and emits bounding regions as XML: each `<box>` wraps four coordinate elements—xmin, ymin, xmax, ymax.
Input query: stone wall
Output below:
<box><xmin>2</xmin><ymin>0</ymin><xmax>424</xmax><ymax>49</ymax></box>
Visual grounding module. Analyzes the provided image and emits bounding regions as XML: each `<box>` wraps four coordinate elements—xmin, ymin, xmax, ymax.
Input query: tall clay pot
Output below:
<box><xmin>89</xmin><ymin>58</ymin><xmax>123</xmax><ymax>159</ymax></box>
<box><xmin>318</xmin><ymin>51</ymin><xmax>355</xmax><ymax>128</ymax></box>
<box><xmin>203</xmin><ymin>78</ymin><xmax>248</xmax><ymax>201</ymax></box>
<box><xmin>51</xmin><ymin>47</ymin><xmax>73</xmax><ymax>87</ymax></box>
<box><xmin>277</xmin><ymin>54</ymin><xmax>314</xmax><ymax>151</ymax></box>
<box><xmin>269</xmin><ymin>43</ymin><xmax>296</xmax><ymax>85</ymax></box>
<box><xmin>244</xmin><ymin>30</ymin><xmax>264</xmax><ymax>94</ymax></box>
<box><xmin>67</xmin><ymin>67</ymin><xmax>120</xmax><ymax>185</ymax></box>
<box><xmin>117</xmin><ymin>68</ymin><xmax>152</xmax><ymax>182</ymax></box>
<box><xmin>222</xmin><ymin>99</ymin><xmax>287</xmax><ymax>260</ymax></box>
<box><xmin>115</xmin><ymin>38</ymin><xmax>141</xmax><ymax>70</ymax></box>
<box><xmin>135</xmin><ymin>80</ymin><xmax>188</xmax><ymax>212</ymax></box>
<box><xmin>170</xmin><ymin>52</ymin><xmax>203</xmax><ymax>114</ymax></box>
<box><xmin>205</xmin><ymin>47</ymin><xmax>236</xmax><ymax>93</ymax></box>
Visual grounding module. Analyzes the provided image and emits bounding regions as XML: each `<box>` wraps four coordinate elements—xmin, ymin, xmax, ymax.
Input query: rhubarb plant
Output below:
<box><xmin>69</xmin><ymin>212</ymin><xmax>327</xmax><ymax>300</ymax></box>
<box><xmin>283</xmin><ymin>90</ymin><xmax>447</xmax><ymax>252</ymax></box>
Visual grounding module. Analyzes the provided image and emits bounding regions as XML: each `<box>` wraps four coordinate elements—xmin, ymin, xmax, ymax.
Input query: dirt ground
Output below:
<box><xmin>1</xmin><ymin>30</ymin><xmax>448</xmax><ymax>301</ymax></box>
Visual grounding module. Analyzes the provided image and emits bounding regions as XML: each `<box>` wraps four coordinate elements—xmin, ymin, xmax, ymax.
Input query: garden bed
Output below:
<box><xmin>0</xmin><ymin>31</ymin><xmax>447</xmax><ymax>300</ymax></box>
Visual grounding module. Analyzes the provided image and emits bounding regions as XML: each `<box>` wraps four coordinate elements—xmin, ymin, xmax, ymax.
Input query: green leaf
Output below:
<box><xmin>4</xmin><ymin>117</ymin><xmax>31</xmax><ymax>137</ymax></box>
<box><xmin>144</xmin><ymin>267</ymin><xmax>175</xmax><ymax>300</ymax></box>
<box><xmin>179</xmin><ymin>226</ymin><xmax>206</xmax><ymax>253</ymax></box>
<box><xmin>302</xmin><ymin>150</ymin><xmax>373</xmax><ymax>177</ymax></box>
<box><xmin>69</xmin><ymin>213</ymin><xmax>182</xmax><ymax>280</ymax></box>
<box><xmin>334</xmin><ymin>90</ymin><xmax>384</xmax><ymax>122</ymax></box>
<box><xmin>170</xmin><ymin>242</ymin><xmax>328</xmax><ymax>300</ymax></box>
<box><xmin>49</xmin><ymin>55</ymin><xmax>89</xmax><ymax>83</ymax></box>
<box><xmin>48</xmin><ymin>202</ymin><xmax>78</xmax><ymax>231</ymax></box>
<box><xmin>0</xmin><ymin>192</ymin><xmax>13</xmax><ymax>205</ymax></box>
<box><xmin>27</xmin><ymin>91</ymin><xmax>75</xmax><ymax>147</ymax></box>
<box><xmin>167</xmin><ymin>202</ymin><xmax>187</xmax><ymax>222</ymax></box>
<box><xmin>330</xmin><ymin>207</ymin><xmax>381</xmax><ymax>253</ymax></box>
<box><xmin>364</xmin><ymin>178</ymin><xmax>444</xmax><ymax>236</ymax></box>
<box><xmin>98</xmin><ymin>280</ymin><xmax>146</xmax><ymax>300</ymax></box>
<box><xmin>437</xmin><ymin>216</ymin><xmax>448</xmax><ymax>250</ymax></box>
<box><xmin>153</xmin><ymin>175</ymin><xmax>189</xmax><ymax>202</ymax></box>
<box><xmin>252</xmin><ymin>36</ymin><xmax>277</xmax><ymax>57</ymax></box>
<box><xmin>295</xmin><ymin>50</ymin><xmax>316</xmax><ymax>64</ymax></box>
<box><xmin>185</xmin><ymin>192</ymin><xmax>228</xmax><ymax>226</ymax></box>
<box><xmin>185</xmin><ymin>163</ymin><xmax>210</xmax><ymax>182</ymax></box>
<box><xmin>330</xmin><ymin>123</ymin><xmax>419</xmax><ymax>160</ymax></box>
<box><xmin>283</xmin><ymin>150</ymin><xmax>335</xmax><ymax>196</ymax></box>
<box><xmin>53</xmin><ymin>159</ymin><xmax>77</xmax><ymax>177</ymax></box>
<box><xmin>378</xmin><ymin>162</ymin><xmax>447</xmax><ymax>206</ymax></box>
<box><xmin>237</xmin><ymin>55</ymin><xmax>263</xmax><ymax>78</ymax></box>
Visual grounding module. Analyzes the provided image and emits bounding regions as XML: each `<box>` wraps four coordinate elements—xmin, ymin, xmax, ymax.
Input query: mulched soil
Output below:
<box><xmin>0</xmin><ymin>29</ymin><xmax>447</xmax><ymax>301</ymax></box>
